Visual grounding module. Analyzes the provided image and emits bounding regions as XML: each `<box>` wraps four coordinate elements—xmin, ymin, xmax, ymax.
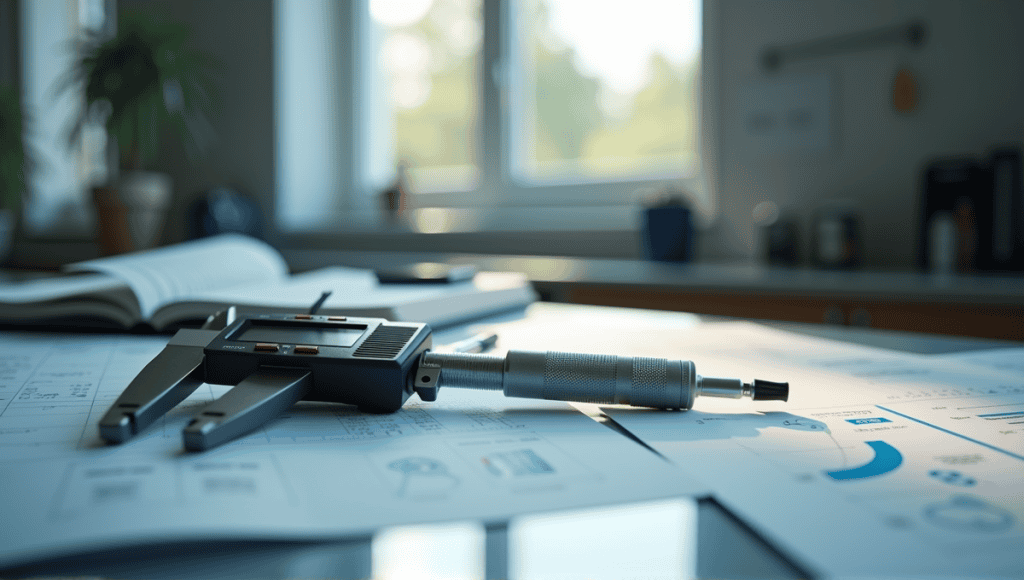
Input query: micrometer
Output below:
<box><xmin>99</xmin><ymin>310</ymin><xmax>788</xmax><ymax>451</ymax></box>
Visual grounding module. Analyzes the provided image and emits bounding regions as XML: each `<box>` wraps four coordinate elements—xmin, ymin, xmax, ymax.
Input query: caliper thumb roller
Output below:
<box><xmin>414</xmin><ymin>351</ymin><xmax>789</xmax><ymax>409</ymax></box>
<box><xmin>99</xmin><ymin>313</ymin><xmax>788</xmax><ymax>452</ymax></box>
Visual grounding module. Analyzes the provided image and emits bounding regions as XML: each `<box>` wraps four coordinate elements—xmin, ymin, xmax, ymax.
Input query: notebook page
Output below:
<box><xmin>0</xmin><ymin>273</ymin><xmax>127</xmax><ymax>303</ymax></box>
<box><xmin>66</xmin><ymin>235</ymin><xmax>289</xmax><ymax>320</ymax></box>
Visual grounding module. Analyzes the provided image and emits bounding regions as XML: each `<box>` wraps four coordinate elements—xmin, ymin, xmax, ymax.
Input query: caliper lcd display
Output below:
<box><xmin>235</xmin><ymin>325</ymin><xmax>366</xmax><ymax>347</ymax></box>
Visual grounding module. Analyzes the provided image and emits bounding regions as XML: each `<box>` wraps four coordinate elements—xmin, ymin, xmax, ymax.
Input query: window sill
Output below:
<box><xmin>280</xmin><ymin>227</ymin><xmax>644</xmax><ymax>261</ymax></box>
<box><xmin>287</xmin><ymin>203</ymin><xmax>643</xmax><ymax>234</ymax></box>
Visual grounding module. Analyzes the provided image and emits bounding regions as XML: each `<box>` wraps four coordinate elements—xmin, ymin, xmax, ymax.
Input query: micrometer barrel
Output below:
<box><xmin>416</xmin><ymin>350</ymin><xmax>788</xmax><ymax>409</ymax></box>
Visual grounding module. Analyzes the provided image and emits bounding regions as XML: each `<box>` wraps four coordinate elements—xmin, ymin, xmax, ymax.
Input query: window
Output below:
<box><xmin>276</xmin><ymin>0</ymin><xmax>706</xmax><ymax>234</ymax></box>
<box><xmin>515</xmin><ymin>0</ymin><xmax>700</xmax><ymax>183</ymax></box>
<box><xmin>371</xmin><ymin>0</ymin><xmax>482</xmax><ymax>194</ymax></box>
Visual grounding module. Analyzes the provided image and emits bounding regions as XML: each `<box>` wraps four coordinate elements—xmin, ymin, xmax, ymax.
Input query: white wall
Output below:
<box><xmin>705</xmin><ymin>0</ymin><xmax>1024</xmax><ymax>268</ymax></box>
<box><xmin>20</xmin><ymin>0</ymin><xmax>90</xmax><ymax>234</ymax></box>
<box><xmin>275</xmin><ymin>0</ymin><xmax>353</xmax><ymax>231</ymax></box>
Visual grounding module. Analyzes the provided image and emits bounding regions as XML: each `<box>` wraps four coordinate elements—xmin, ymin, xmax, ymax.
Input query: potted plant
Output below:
<box><xmin>61</xmin><ymin>11</ymin><xmax>218</xmax><ymax>254</ymax></box>
<box><xmin>0</xmin><ymin>85</ymin><xmax>30</xmax><ymax>261</ymax></box>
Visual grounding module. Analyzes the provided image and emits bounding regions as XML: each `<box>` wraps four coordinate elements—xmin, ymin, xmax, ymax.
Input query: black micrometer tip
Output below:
<box><xmin>751</xmin><ymin>379</ymin><xmax>789</xmax><ymax>402</ymax></box>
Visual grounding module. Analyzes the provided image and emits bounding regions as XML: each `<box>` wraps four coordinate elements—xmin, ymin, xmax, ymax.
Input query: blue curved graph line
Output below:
<box><xmin>825</xmin><ymin>441</ymin><xmax>902</xmax><ymax>481</ymax></box>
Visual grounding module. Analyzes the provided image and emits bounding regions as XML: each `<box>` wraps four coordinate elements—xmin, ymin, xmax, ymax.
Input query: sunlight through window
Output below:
<box><xmin>517</xmin><ymin>0</ymin><xmax>701</xmax><ymax>182</ymax></box>
<box><xmin>371</xmin><ymin>0</ymin><xmax>482</xmax><ymax>194</ymax></box>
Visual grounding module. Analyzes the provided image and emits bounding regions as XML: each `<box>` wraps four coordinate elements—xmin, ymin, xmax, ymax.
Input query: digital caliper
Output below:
<box><xmin>99</xmin><ymin>309</ymin><xmax>788</xmax><ymax>451</ymax></box>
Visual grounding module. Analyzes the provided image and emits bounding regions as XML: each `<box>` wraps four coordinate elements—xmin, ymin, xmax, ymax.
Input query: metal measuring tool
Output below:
<box><xmin>99</xmin><ymin>310</ymin><xmax>788</xmax><ymax>452</ymax></box>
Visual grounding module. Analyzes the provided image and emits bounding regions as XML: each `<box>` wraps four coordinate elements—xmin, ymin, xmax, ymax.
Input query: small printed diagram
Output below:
<box><xmin>388</xmin><ymin>457</ymin><xmax>460</xmax><ymax>500</ymax></box>
<box><xmin>58</xmin><ymin>462</ymin><xmax>176</xmax><ymax>515</ymax></box>
<box><xmin>682</xmin><ymin>411</ymin><xmax>831</xmax><ymax>441</ymax></box>
<box><xmin>928</xmin><ymin>469</ymin><xmax>976</xmax><ymax>487</ymax></box>
<box><xmin>780</xmin><ymin>417</ymin><xmax>826</xmax><ymax>431</ymax></box>
<box><xmin>924</xmin><ymin>495</ymin><xmax>1015</xmax><ymax>534</ymax></box>
<box><xmin>377</xmin><ymin>437</ymin><xmax>595</xmax><ymax>500</ymax></box>
<box><xmin>180</xmin><ymin>458</ymin><xmax>291</xmax><ymax>502</ymax></box>
<box><xmin>481</xmin><ymin>448</ymin><xmax>555</xmax><ymax>478</ymax></box>
<box><xmin>457</xmin><ymin>435</ymin><xmax>597</xmax><ymax>489</ymax></box>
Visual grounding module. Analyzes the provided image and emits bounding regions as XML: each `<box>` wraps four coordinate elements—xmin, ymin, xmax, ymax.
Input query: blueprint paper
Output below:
<box><xmin>933</xmin><ymin>347</ymin><xmax>1024</xmax><ymax>375</ymax></box>
<box><xmin>604</xmin><ymin>323</ymin><xmax>1024</xmax><ymax>578</ymax></box>
<box><xmin>0</xmin><ymin>331</ymin><xmax>706</xmax><ymax>569</ymax></box>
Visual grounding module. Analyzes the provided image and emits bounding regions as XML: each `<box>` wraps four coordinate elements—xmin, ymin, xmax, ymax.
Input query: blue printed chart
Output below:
<box><xmin>824</xmin><ymin>440</ymin><xmax>902</xmax><ymax>480</ymax></box>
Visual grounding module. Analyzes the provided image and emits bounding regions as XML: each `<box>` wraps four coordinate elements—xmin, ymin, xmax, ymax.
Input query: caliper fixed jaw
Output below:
<box><xmin>99</xmin><ymin>308</ymin><xmax>235</xmax><ymax>444</ymax></box>
<box><xmin>97</xmin><ymin>328</ymin><xmax>222</xmax><ymax>444</ymax></box>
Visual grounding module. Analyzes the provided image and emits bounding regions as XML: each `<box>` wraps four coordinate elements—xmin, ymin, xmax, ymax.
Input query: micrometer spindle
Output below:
<box><xmin>413</xmin><ymin>350</ymin><xmax>788</xmax><ymax>409</ymax></box>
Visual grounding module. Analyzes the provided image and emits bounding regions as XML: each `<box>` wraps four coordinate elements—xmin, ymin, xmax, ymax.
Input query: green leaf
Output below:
<box><xmin>58</xmin><ymin>10</ymin><xmax>221</xmax><ymax>169</ymax></box>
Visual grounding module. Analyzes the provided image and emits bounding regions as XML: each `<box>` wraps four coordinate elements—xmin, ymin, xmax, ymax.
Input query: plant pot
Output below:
<box><xmin>93</xmin><ymin>171</ymin><xmax>171</xmax><ymax>255</ymax></box>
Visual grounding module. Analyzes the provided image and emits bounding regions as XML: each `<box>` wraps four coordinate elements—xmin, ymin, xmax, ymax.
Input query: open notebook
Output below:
<box><xmin>0</xmin><ymin>235</ymin><xmax>536</xmax><ymax>330</ymax></box>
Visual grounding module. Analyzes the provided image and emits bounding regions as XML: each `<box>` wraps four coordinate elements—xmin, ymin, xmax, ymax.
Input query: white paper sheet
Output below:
<box><xmin>604</xmin><ymin>323</ymin><xmax>1024</xmax><ymax>578</ymax></box>
<box><xmin>0</xmin><ymin>273</ymin><xmax>126</xmax><ymax>303</ymax></box>
<box><xmin>0</xmin><ymin>330</ymin><xmax>705</xmax><ymax>569</ymax></box>
<box><xmin>933</xmin><ymin>347</ymin><xmax>1024</xmax><ymax>375</ymax></box>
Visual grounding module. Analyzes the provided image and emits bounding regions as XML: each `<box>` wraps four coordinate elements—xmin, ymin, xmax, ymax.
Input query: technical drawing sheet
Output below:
<box><xmin>603</xmin><ymin>322</ymin><xmax>1024</xmax><ymax>579</ymax></box>
<box><xmin>934</xmin><ymin>346</ymin><xmax>1024</xmax><ymax>375</ymax></box>
<box><xmin>0</xmin><ymin>331</ymin><xmax>706</xmax><ymax>569</ymax></box>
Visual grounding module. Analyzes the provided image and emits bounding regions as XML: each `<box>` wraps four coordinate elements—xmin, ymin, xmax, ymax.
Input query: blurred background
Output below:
<box><xmin>2</xmin><ymin>0</ymin><xmax>1023</xmax><ymax>335</ymax></box>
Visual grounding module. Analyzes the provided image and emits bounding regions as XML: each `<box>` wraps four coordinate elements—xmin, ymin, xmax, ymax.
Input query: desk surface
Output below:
<box><xmin>4</xmin><ymin>303</ymin><xmax>1022</xmax><ymax>580</ymax></box>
